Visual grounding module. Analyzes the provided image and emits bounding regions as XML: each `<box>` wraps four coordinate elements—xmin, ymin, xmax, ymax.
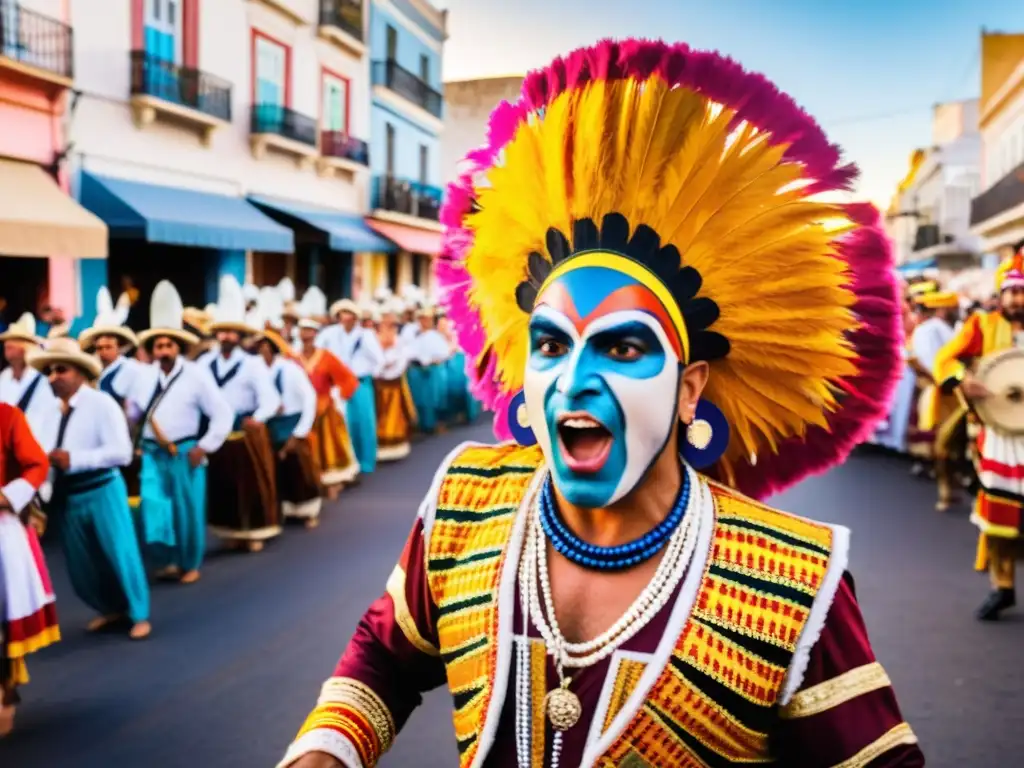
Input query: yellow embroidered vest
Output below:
<box><xmin>425</xmin><ymin>443</ymin><xmax>838</xmax><ymax>768</ymax></box>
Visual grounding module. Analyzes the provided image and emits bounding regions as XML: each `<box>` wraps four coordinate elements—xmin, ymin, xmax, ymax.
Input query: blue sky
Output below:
<box><xmin>434</xmin><ymin>0</ymin><xmax>1024</xmax><ymax>208</ymax></box>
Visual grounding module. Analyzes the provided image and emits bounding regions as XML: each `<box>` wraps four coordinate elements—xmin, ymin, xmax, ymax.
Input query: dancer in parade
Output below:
<box><xmin>374</xmin><ymin>303</ymin><xmax>417</xmax><ymax>462</ymax></box>
<box><xmin>133</xmin><ymin>281</ymin><xmax>232</xmax><ymax>585</ymax></box>
<box><xmin>871</xmin><ymin>290</ymin><xmax>917</xmax><ymax>454</ymax></box>
<box><xmin>317</xmin><ymin>300</ymin><xmax>383</xmax><ymax>475</ymax></box>
<box><xmin>405</xmin><ymin>306</ymin><xmax>449</xmax><ymax>435</ymax></box>
<box><xmin>279</xmin><ymin>38</ymin><xmax>922</xmax><ymax>768</ymax></box>
<box><xmin>200</xmin><ymin>276</ymin><xmax>282</xmax><ymax>553</ymax></box>
<box><xmin>29</xmin><ymin>338</ymin><xmax>151</xmax><ymax>641</ymax></box>
<box><xmin>438</xmin><ymin>312</ymin><xmax>481</xmax><ymax>426</ymax></box>
<box><xmin>0</xmin><ymin>402</ymin><xmax>58</xmax><ymax>737</ymax></box>
<box><xmin>79</xmin><ymin>287</ymin><xmax>145</xmax><ymax>507</ymax></box>
<box><xmin>255</xmin><ymin>329</ymin><xmax>323</xmax><ymax>528</ymax></box>
<box><xmin>905</xmin><ymin>282</ymin><xmax>940</xmax><ymax>473</ymax></box>
<box><xmin>0</xmin><ymin>314</ymin><xmax>57</xmax><ymax>437</ymax></box>
<box><xmin>298</xmin><ymin>318</ymin><xmax>361</xmax><ymax>490</ymax></box>
<box><xmin>935</xmin><ymin>252</ymin><xmax>1024</xmax><ymax>621</ymax></box>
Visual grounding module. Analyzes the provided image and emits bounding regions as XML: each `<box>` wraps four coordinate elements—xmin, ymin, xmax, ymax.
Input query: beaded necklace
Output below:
<box><xmin>515</xmin><ymin>465</ymin><xmax>703</xmax><ymax>768</ymax></box>
<box><xmin>537</xmin><ymin>468</ymin><xmax>691</xmax><ymax>571</ymax></box>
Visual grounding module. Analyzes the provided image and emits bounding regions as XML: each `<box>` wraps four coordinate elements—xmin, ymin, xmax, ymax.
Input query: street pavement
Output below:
<box><xmin>1</xmin><ymin>424</ymin><xmax>1020</xmax><ymax>767</ymax></box>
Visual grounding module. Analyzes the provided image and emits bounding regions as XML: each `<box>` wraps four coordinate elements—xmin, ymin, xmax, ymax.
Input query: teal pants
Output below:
<box><xmin>347</xmin><ymin>376</ymin><xmax>377</xmax><ymax>474</ymax></box>
<box><xmin>140</xmin><ymin>439</ymin><xmax>207</xmax><ymax>573</ymax></box>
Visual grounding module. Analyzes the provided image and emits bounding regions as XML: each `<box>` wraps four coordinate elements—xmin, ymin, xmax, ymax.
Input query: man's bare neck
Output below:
<box><xmin>8</xmin><ymin>362</ymin><xmax>25</xmax><ymax>379</ymax></box>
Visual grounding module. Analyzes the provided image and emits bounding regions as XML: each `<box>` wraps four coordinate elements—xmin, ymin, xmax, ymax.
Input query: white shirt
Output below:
<box><xmin>410</xmin><ymin>328</ymin><xmax>450</xmax><ymax>366</ymax></box>
<box><xmin>378</xmin><ymin>343</ymin><xmax>409</xmax><ymax>381</ymax></box>
<box><xmin>128</xmin><ymin>357</ymin><xmax>233</xmax><ymax>455</ymax></box>
<box><xmin>316</xmin><ymin>324</ymin><xmax>384</xmax><ymax>380</ymax></box>
<box><xmin>97</xmin><ymin>356</ymin><xmax>145</xmax><ymax>403</ymax></box>
<box><xmin>0</xmin><ymin>366</ymin><xmax>58</xmax><ymax>438</ymax></box>
<box><xmin>37</xmin><ymin>386</ymin><xmax>132</xmax><ymax>474</ymax></box>
<box><xmin>911</xmin><ymin>316</ymin><xmax>955</xmax><ymax>375</ymax></box>
<box><xmin>399</xmin><ymin>323</ymin><xmax>419</xmax><ymax>350</ymax></box>
<box><xmin>267</xmin><ymin>357</ymin><xmax>316</xmax><ymax>439</ymax></box>
<box><xmin>197</xmin><ymin>346</ymin><xmax>280</xmax><ymax>423</ymax></box>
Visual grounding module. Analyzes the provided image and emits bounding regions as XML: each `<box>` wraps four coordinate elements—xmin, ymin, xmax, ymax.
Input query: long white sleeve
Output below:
<box><xmin>290</xmin><ymin>362</ymin><xmax>317</xmax><ymax>439</ymax></box>
<box><xmin>68</xmin><ymin>393</ymin><xmax>133</xmax><ymax>472</ymax></box>
<box><xmin>249</xmin><ymin>357</ymin><xmax>283</xmax><ymax>423</ymax></box>
<box><xmin>197</xmin><ymin>368</ymin><xmax>233</xmax><ymax>454</ymax></box>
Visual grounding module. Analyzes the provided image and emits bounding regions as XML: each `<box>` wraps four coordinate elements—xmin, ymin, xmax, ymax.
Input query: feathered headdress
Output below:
<box><xmin>435</xmin><ymin>39</ymin><xmax>902</xmax><ymax>500</ymax></box>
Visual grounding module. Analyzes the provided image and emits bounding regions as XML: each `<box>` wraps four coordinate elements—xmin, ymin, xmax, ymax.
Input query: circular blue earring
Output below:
<box><xmin>507</xmin><ymin>389</ymin><xmax>537</xmax><ymax>446</ymax></box>
<box><xmin>680</xmin><ymin>398</ymin><xmax>729</xmax><ymax>469</ymax></box>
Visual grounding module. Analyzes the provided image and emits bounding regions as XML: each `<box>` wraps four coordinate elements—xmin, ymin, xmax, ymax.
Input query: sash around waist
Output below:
<box><xmin>142</xmin><ymin>436</ymin><xmax>199</xmax><ymax>452</ymax></box>
<box><xmin>54</xmin><ymin>467</ymin><xmax>119</xmax><ymax>495</ymax></box>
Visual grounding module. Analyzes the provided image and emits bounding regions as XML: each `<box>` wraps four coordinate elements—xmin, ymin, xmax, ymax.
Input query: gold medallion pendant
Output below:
<box><xmin>545</xmin><ymin>679</ymin><xmax>582</xmax><ymax>732</ymax></box>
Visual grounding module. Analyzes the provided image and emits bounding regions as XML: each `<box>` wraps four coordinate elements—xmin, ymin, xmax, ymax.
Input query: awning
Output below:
<box><xmin>80</xmin><ymin>172</ymin><xmax>293</xmax><ymax>253</ymax></box>
<box><xmin>366</xmin><ymin>218</ymin><xmax>443</xmax><ymax>256</ymax></box>
<box><xmin>0</xmin><ymin>159</ymin><xmax>108</xmax><ymax>258</ymax></box>
<box><xmin>249</xmin><ymin>195</ymin><xmax>395</xmax><ymax>253</ymax></box>
<box><xmin>897</xmin><ymin>257</ymin><xmax>938</xmax><ymax>274</ymax></box>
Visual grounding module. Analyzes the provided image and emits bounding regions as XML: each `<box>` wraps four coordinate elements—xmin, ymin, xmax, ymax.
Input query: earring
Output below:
<box><xmin>680</xmin><ymin>398</ymin><xmax>729</xmax><ymax>469</ymax></box>
<box><xmin>507</xmin><ymin>389</ymin><xmax>537</xmax><ymax>446</ymax></box>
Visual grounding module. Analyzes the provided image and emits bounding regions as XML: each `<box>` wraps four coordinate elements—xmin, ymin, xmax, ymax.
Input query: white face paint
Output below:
<box><xmin>524</xmin><ymin>303</ymin><xmax>682</xmax><ymax>508</ymax></box>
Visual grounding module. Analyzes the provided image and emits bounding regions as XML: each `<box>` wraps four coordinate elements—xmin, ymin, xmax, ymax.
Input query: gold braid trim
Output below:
<box><xmin>829</xmin><ymin>722</ymin><xmax>917</xmax><ymax>768</ymax></box>
<box><xmin>780</xmin><ymin>662</ymin><xmax>891</xmax><ymax>720</ymax></box>
<box><xmin>386</xmin><ymin>565</ymin><xmax>440</xmax><ymax>657</ymax></box>
<box><xmin>318</xmin><ymin>676</ymin><xmax>397</xmax><ymax>752</ymax></box>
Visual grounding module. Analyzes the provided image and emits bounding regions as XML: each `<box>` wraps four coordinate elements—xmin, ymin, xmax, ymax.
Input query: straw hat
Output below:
<box><xmin>359</xmin><ymin>302</ymin><xmax>377</xmax><ymax>320</ymax></box>
<box><xmin>208</xmin><ymin>275</ymin><xmax>257</xmax><ymax>335</ymax></box>
<box><xmin>281</xmin><ymin>300</ymin><xmax>301</xmax><ymax>321</ymax></box>
<box><xmin>79</xmin><ymin>287</ymin><xmax>138</xmax><ymax>350</ymax></box>
<box><xmin>47</xmin><ymin>322</ymin><xmax>71</xmax><ymax>339</ymax></box>
<box><xmin>137</xmin><ymin>281</ymin><xmax>200</xmax><ymax>351</ymax></box>
<box><xmin>299</xmin><ymin>287</ymin><xmax>327</xmax><ymax>319</ymax></box>
<box><xmin>0</xmin><ymin>312</ymin><xmax>42</xmax><ymax>345</ymax></box>
<box><xmin>182</xmin><ymin>306</ymin><xmax>214</xmax><ymax>337</ymax></box>
<box><xmin>277</xmin><ymin>277</ymin><xmax>296</xmax><ymax>303</ymax></box>
<box><xmin>329</xmin><ymin>298</ymin><xmax>359</xmax><ymax>318</ymax></box>
<box><xmin>415</xmin><ymin>304</ymin><xmax>438</xmax><ymax>319</ymax></box>
<box><xmin>253</xmin><ymin>328</ymin><xmax>298</xmax><ymax>358</ymax></box>
<box><xmin>28</xmin><ymin>336</ymin><xmax>102</xmax><ymax>380</ymax></box>
<box><xmin>297</xmin><ymin>318</ymin><xmax>321</xmax><ymax>331</ymax></box>
<box><xmin>258</xmin><ymin>285</ymin><xmax>284</xmax><ymax>329</ymax></box>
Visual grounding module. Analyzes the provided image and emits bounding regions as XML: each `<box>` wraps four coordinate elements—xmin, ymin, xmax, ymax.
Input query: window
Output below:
<box><xmin>385</xmin><ymin>123</ymin><xmax>396</xmax><ymax>175</ymax></box>
<box><xmin>145</xmin><ymin>0</ymin><xmax>182</xmax><ymax>63</ymax></box>
<box><xmin>419</xmin><ymin>54</ymin><xmax>429</xmax><ymax>83</ymax></box>
<box><xmin>322</xmin><ymin>70</ymin><xmax>349</xmax><ymax>133</ymax></box>
<box><xmin>386</xmin><ymin>25</ymin><xmax>397</xmax><ymax>60</ymax></box>
<box><xmin>253</xmin><ymin>32</ymin><xmax>289</xmax><ymax>107</ymax></box>
<box><xmin>419</xmin><ymin>144</ymin><xmax>428</xmax><ymax>185</ymax></box>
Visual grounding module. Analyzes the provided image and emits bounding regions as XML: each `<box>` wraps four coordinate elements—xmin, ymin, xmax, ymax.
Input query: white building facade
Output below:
<box><xmin>441</xmin><ymin>75</ymin><xmax>522</xmax><ymax>184</ymax></box>
<box><xmin>67</xmin><ymin>0</ymin><xmax>390</xmax><ymax>327</ymax></box>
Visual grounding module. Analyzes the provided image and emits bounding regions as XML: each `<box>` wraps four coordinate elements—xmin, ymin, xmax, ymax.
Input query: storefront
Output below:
<box><xmin>0</xmin><ymin>3</ymin><xmax>106</xmax><ymax>328</ymax></box>
<box><xmin>364</xmin><ymin>218</ymin><xmax>443</xmax><ymax>298</ymax></box>
<box><xmin>78</xmin><ymin>171</ymin><xmax>293</xmax><ymax>330</ymax></box>
<box><xmin>249</xmin><ymin>196</ymin><xmax>396</xmax><ymax>303</ymax></box>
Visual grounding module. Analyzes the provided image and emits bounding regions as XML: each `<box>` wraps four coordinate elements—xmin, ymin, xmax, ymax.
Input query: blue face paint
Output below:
<box><xmin>523</xmin><ymin>265</ymin><xmax>682</xmax><ymax>508</ymax></box>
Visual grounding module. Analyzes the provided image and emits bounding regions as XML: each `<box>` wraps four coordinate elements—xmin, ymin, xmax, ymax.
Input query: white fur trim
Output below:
<box><xmin>778</xmin><ymin>523</ymin><xmax>851</xmax><ymax>706</ymax></box>
<box><xmin>377</xmin><ymin>442</ymin><xmax>411</xmax><ymax>462</ymax></box>
<box><xmin>580</xmin><ymin>469</ymin><xmax>713</xmax><ymax>768</ymax></box>
<box><xmin>417</xmin><ymin>440</ymin><xmax>488</xmax><ymax>541</ymax></box>
<box><xmin>469</xmin><ymin>462</ymin><xmax>544</xmax><ymax>768</ymax></box>
<box><xmin>276</xmin><ymin>729</ymin><xmax>362</xmax><ymax>768</ymax></box>
<box><xmin>282</xmin><ymin>498</ymin><xmax>322</xmax><ymax>519</ymax></box>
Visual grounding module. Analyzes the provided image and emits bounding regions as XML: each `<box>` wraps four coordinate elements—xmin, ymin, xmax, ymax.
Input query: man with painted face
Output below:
<box><xmin>279</xmin><ymin>40</ymin><xmax>922</xmax><ymax>768</ymax></box>
<box><xmin>935</xmin><ymin>248</ymin><xmax>1024</xmax><ymax>621</ymax></box>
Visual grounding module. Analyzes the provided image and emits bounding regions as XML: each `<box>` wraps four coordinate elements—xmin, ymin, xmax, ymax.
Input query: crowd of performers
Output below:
<box><xmin>0</xmin><ymin>276</ymin><xmax>480</xmax><ymax>735</ymax></box>
<box><xmin>872</xmin><ymin>249</ymin><xmax>1024</xmax><ymax>622</ymax></box>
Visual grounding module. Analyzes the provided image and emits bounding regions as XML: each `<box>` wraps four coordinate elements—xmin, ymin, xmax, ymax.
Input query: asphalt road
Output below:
<box><xmin>1</xmin><ymin>425</ymin><xmax>1019</xmax><ymax>767</ymax></box>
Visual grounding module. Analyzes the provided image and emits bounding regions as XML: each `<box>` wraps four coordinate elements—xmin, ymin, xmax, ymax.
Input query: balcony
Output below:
<box><xmin>372</xmin><ymin>59</ymin><xmax>443</xmax><ymax>125</ymax></box>
<box><xmin>317</xmin><ymin>131</ymin><xmax>369</xmax><ymax>179</ymax></box>
<box><xmin>129</xmin><ymin>51</ymin><xmax>231</xmax><ymax>146</ymax></box>
<box><xmin>0</xmin><ymin>1</ymin><xmax>73</xmax><ymax>92</ymax></box>
<box><xmin>250</xmin><ymin>104</ymin><xmax>319</xmax><ymax>168</ymax></box>
<box><xmin>373</xmin><ymin>175</ymin><xmax>442</xmax><ymax>225</ymax></box>
<box><xmin>971</xmin><ymin>161</ymin><xmax>1024</xmax><ymax>230</ymax></box>
<box><xmin>318</xmin><ymin>0</ymin><xmax>364</xmax><ymax>57</ymax></box>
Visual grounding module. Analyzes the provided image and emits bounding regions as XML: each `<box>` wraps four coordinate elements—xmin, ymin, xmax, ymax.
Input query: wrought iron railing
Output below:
<box><xmin>321</xmin><ymin>131</ymin><xmax>369</xmax><ymax>165</ymax></box>
<box><xmin>319</xmin><ymin>0</ymin><xmax>363</xmax><ymax>41</ymax></box>
<box><xmin>374</xmin><ymin>174</ymin><xmax>441</xmax><ymax>220</ymax></box>
<box><xmin>251</xmin><ymin>103</ymin><xmax>318</xmax><ymax>147</ymax></box>
<box><xmin>0</xmin><ymin>0</ymin><xmax>73</xmax><ymax>79</ymax></box>
<box><xmin>971</xmin><ymin>161</ymin><xmax>1024</xmax><ymax>226</ymax></box>
<box><xmin>912</xmin><ymin>223</ymin><xmax>941</xmax><ymax>252</ymax></box>
<box><xmin>371</xmin><ymin>59</ymin><xmax>442</xmax><ymax>118</ymax></box>
<box><xmin>130</xmin><ymin>50</ymin><xmax>232</xmax><ymax>122</ymax></box>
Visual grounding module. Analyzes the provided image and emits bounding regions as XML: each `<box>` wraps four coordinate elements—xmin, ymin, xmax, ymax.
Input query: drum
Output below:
<box><xmin>975</xmin><ymin>348</ymin><xmax>1024</xmax><ymax>435</ymax></box>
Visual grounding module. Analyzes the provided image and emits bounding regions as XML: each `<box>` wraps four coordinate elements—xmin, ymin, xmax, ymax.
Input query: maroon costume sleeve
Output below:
<box><xmin>280</xmin><ymin>518</ymin><xmax>447</xmax><ymax>767</ymax></box>
<box><xmin>776</xmin><ymin>573</ymin><xmax>925</xmax><ymax>766</ymax></box>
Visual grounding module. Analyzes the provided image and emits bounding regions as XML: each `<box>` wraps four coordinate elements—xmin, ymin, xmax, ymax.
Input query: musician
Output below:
<box><xmin>132</xmin><ymin>281</ymin><xmax>232</xmax><ymax>585</ymax></box>
<box><xmin>934</xmin><ymin>252</ymin><xmax>1024</xmax><ymax>620</ymax></box>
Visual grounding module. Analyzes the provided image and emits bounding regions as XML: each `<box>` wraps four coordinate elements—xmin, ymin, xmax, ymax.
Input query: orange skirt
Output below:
<box><xmin>376</xmin><ymin>377</ymin><xmax>417</xmax><ymax>462</ymax></box>
<box><xmin>311</xmin><ymin>405</ymin><xmax>359</xmax><ymax>485</ymax></box>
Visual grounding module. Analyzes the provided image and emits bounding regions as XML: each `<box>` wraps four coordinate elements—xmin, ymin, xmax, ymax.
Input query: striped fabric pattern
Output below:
<box><xmin>426</xmin><ymin>443</ymin><xmax>544</xmax><ymax>767</ymax></box>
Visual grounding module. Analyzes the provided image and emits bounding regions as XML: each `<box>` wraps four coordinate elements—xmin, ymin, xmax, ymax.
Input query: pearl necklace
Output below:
<box><xmin>514</xmin><ymin>467</ymin><xmax>704</xmax><ymax>768</ymax></box>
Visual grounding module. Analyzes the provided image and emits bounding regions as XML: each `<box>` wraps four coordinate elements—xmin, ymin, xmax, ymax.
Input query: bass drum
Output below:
<box><xmin>975</xmin><ymin>347</ymin><xmax>1024</xmax><ymax>435</ymax></box>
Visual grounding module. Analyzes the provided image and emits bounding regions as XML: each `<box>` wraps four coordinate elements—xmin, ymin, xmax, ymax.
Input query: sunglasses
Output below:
<box><xmin>43</xmin><ymin>365</ymin><xmax>71</xmax><ymax>376</ymax></box>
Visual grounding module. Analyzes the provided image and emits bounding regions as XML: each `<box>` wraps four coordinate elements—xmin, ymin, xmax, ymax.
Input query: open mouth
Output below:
<box><xmin>557</xmin><ymin>413</ymin><xmax>613</xmax><ymax>474</ymax></box>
